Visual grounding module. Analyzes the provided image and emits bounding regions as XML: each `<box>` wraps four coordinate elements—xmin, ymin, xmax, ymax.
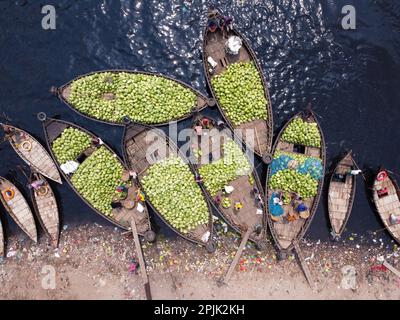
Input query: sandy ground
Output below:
<box><xmin>0</xmin><ymin>223</ymin><xmax>399</xmax><ymax>300</ymax></box>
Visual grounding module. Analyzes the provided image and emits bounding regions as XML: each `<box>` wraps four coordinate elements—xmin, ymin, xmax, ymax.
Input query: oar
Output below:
<box><xmin>130</xmin><ymin>218</ymin><xmax>152</xmax><ymax>300</ymax></box>
<box><xmin>386</xmin><ymin>169</ymin><xmax>400</xmax><ymax>179</ymax></box>
<box><xmin>293</xmin><ymin>241</ymin><xmax>316</xmax><ymax>290</ymax></box>
<box><xmin>350</xmin><ymin>157</ymin><xmax>367</xmax><ymax>183</ymax></box>
<box><xmin>219</xmin><ymin>227</ymin><xmax>252</xmax><ymax>285</ymax></box>
<box><xmin>17</xmin><ymin>165</ymin><xmax>30</xmax><ymax>181</ymax></box>
<box><xmin>367</xmin><ymin>225</ymin><xmax>393</xmax><ymax>235</ymax></box>
<box><xmin>383</xmin><ymin>260</ymin><xmax>400</xmax><ymax>278</ymax></box>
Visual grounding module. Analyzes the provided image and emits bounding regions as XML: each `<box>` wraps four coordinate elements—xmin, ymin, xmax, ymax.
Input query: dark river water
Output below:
<box><xmin>1</xmin><ymin>0</ymin><xmax>400</xmax><ymax>246</ymax></box>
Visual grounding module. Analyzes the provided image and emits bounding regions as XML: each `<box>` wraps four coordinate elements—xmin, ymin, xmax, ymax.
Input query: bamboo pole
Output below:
<box><xmin>294</xmin><ymin>241</ymin><xmax>316</xmax><ymax>290</ymax></box>
<box><xmin>383</xmin><ymin>260</ymin><xmax>400</xmax><ymax>278</ymax></box>
<box><xmin>130</xmin><ymin>218</ymin><xmax>152</xmax><ymax>300</ymax></box>
<box><xmin>219</xmin><ymin>228</ymin><xmax>252</xmax><ymax>285</ymax></box>
<box><xmin>254</xmin><ymin>127</ymin><xmax>261</xmax><ymax>154</ymax></box>
<box><xmin>351</xmin><ymin>157</ymin><xmax>367</xmax><ymax>182</ymax></box>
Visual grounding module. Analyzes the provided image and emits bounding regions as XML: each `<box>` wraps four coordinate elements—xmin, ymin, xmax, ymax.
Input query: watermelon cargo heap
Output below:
<box><xmin>141</xmin><ymin>156</ymin><xmax>209</xmax><ymax>234</ymax></box>
<box><xmin>198</xmin><ymin>139</ymin><xmax>252</xmax><ymax>196</ymax></box>
<box><xmin>67</xmin><ymin>72</ymin><xmax>197</xmax><ymax>124</ymax></box>
<box><xmin>52</xmin><ymin>127</ymin><xmax>126</xmax><ymax>216</ymax></box>
<box><xmin>52</xmin><ymin>127</ymin><xmax>91</xmax><ymax>164</ymax></box>
<box><xmin>70</xmin><ymin>147</ymin><xmax>126</xmax><ymax>216</ymax></box>
<box><xmin>281</xmin><ymin>117</ymin><xmax>321</xmax><ymax>148</ymax></box>
<box><xmin>211</xmin><ymin>62</ymin><xmax>268</xmax><ymax>126</ymax></box>
<box><xmin>269</xmin><ymin>153</ymin><xmax>323</xmax><ymax>199</ymax></box>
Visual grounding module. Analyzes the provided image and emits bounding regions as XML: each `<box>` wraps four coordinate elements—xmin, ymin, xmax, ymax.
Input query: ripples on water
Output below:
<box><xmin>0</xmin><ymin>0</ymin><xmax>400</xmax><ymax>244</ymax></box>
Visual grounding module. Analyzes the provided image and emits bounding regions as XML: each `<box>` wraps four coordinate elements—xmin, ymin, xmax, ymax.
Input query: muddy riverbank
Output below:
<box><xmin>0</xmin><ymin>222</ymin><xmax>399</xmax><ymax>300</ymax></box>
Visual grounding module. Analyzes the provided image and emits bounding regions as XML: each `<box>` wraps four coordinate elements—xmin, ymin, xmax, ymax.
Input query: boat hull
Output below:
<box><xmin>372</xmin><ymin>170</ymin><xmax>400</xmax><ymax>244</ymax></box>
<box><xmin>265</xmin><ymin>111</ymin><xmax>326</xmax><ymax>253</ymax></box>
<box><xmin>328</xmin><ymin>152</ymin><xmax>356</xmax><ymax>238</ymax></box>
<box><xmin>202</xmin><ymin>8</ymin><xmax>273</xmax><ymax>160</ymax></box>
<box><xmin>122</xmin><ymin>123</ymin><xmax>215</xmax><ymax>249</ymax></box>
<box><xmin>1</xmin><ymin>123</ymin><xmax>62</xmax><ymax>184</ymax></box>
<box><xmin>57</xmin><ymin>70</ymin><xmax>210</xmax><ymax>127</ymax></box>
<box><xmin>0</xmin><ymin>177</ymin><xmax>37</xmax><ymax>242</ymax></box>
<box><xmin>30</xmin><ymin>171</ymin><xmax>60</xmax><ymax>247</ymax></box>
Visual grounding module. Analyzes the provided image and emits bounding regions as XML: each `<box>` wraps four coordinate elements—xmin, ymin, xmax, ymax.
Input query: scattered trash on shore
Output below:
<box><xmin>0</xmin><ymin>221</ymin><xmax>399</xmax><ymax>299</ymax></box>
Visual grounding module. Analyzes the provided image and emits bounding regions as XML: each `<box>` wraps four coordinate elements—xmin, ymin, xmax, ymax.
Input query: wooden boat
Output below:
<box><xmin>265</xmin><ymin>110</ymin><xmax>326</xmax><ymax>257</ymax></box>
<box><xmin>54</xmin><ymin>70</ymin><xmax>212</xmax><ymax>127</ymax></box>
<box><xmin>202</xmin><ymin>8</ymin><xmax>274</xmax><ymax>163</ymax></box>
<box><xmin>0</xmin><ymin>176</ymin><xmax>37</xmax><ymax>242</ymax></box>
<box><xmin>372</xmin><ymin>169</ymin><xmax>400</xmax><ymax>244</ymax></box>
<box><xmin>29</xmin><ymin>171</ymin><xmax>60</xmax><ymax>247</ymax></box>
<box><xmin>190</xmin><ymin>115</ymin><xmax>268</xmax><ymax>250</ymax></box>
<box><xmin>38</xmin><ymin>113</ymin><xmax>155</xmax><ymax>241</ymax></box>
<box><xmin>0</xmin><ymin>218</ymin><xmax>4</xmax><ymax>257</ymax></box>
<box><xmin>0</xmin><ymin>123</ymin><xmax>62</xmax><ymax>184</ymax></box>
<box><xmin>122</xmin><ymin>121</ymin><xmax>216</xmax><ymax>252</ymax></box>
<box><xmin>328</xmin><ymin>151</ymin><xmax>357</xmax><ymax>240</ymax></box>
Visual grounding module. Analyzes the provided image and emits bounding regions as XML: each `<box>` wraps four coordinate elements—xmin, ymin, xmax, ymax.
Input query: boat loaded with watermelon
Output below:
<box><xmin>53</xmin><ymin>70</ymin><xmax>212</xmax><ymax>126</ymax></box>
<box><xmin>266</xmin><ymin>109</ymin><xmax>326</xmax><ymax>258</ymax></box>
<box><xmin>38</xmin><ymin>113</ymin><xmax>155</xmax><ymax>241</ymax></box>
<box><xmin>122</xmin><ymin>121</ymin><xmax>216</xmax><ymax>252</ymax></box>
<box><xmin>202</xmin><ymin>8</ymin><xmax>274</xmax><ymax>163</ymax></box>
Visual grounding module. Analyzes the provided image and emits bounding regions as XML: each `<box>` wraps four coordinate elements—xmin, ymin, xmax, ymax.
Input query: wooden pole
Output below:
<box><xmin>368</xmin><ymin>226</ymin><xmax>392</xmax><ymax>235</ymax></box>
<box><xmin>254</xmin><ymin>128</ymin><xmax>261</xmax><ymax>154</ymax></box>
<box><xmin>17</xmin><ymin>165</ymin><xmax>29</xmax><ymax>180</ymax></box>
<box><xmin>0</xmin><ymin>219</ymin><xmax>4</xmax><ymax>257</ymax></box>
<box><xmin>383</xmin><ymin>260</ymin><xmax>400</xmax><ymax>278</ymax></box>
<box><xmin>130</xmin><ymin>218</ymin><xmax>152</xmax><ymax>300</ymax></box>
<box><xmin>294</xmin><ymin>241</ymin><xmax>316</xmax><ymax>290</ymax></box>
<box><xmin>351</xmin><ymin>157</ymin><xmax>367</xmax><ymax>183</ymax></box>
<box><xmin>219</xmin><ymin>228</ymin><xmax>252</xmax><ymax>285</ymax></box>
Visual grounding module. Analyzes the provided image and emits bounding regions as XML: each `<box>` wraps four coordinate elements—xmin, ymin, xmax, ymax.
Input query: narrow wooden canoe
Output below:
<box><xmin>0</xmin><ymin>176</ymin><xmax>37</xmax><ymax>242</ymax></box>
<box><xmin>0</xmin><ymin>123</ymin><xmax>62</xmax><ymax>184</ymax></box>
<box><xmin>202</xmin><ymin>8</ymin><xmax>274</xmax><ymax>163</ymax></box>
<box><xmin>265</xmin><ymin>111</ymin><xmax>326</xmax><ymax>255</ymax></box>
<box><xmin>55</xmin><ymin>70</ymin><xmax>211</xmax><ymax>127</ymax></box>
<box><xmin>328</xmin><ymin>151</ymin><xmax>357</xmax><ymax>240</ymax></box>
<box><xmin>39</xmin><ymin>114</ymin><xmax>154</xmax><ymax>240</ymax></box>
<box><xmin>190</xmin><ymin>115</ymin><xmax>268</xmax><ymax>249</ymax></box>
<box><xmin>372</xmin><ymin>169</ymin><xmax>400</xmax><ymax>244</ymax></box>
<box><xmin>0</xmin><ymin>218</ymin><xmax>4</xmax><ymax>257</ymax></box>
<box><xmin>29</xmin><ymin>171</ymin><xmax>60</xmax><ymax>247</ymax></box>
<box><xmin>122</xmin><ymin>122</ymin><xmax>215</xmax><ymax>252</ymax></box>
